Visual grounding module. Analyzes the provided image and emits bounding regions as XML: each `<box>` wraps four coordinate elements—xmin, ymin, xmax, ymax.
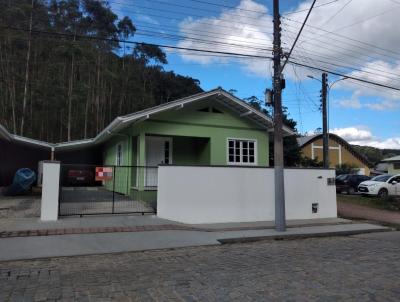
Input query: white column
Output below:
<box><xmin>311</xmin><ymin>143</ymin><xmax>315</xmax><ymax>159</ymax></box>
<box><xmin>40</xmin><ymin>161</ymin><xmax>60</xmax><ymax>221</ymax></box>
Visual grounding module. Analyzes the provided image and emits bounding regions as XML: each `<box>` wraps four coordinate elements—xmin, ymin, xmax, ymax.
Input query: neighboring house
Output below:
<box><xmin>297</xmin><ymin>133</ymin><xmax>371</xmax><ymax>175</ymax></box>
<box><xmin>1</xmin><ymin>88</ymin><xmax>294</xmax><ymax>194</ymax></box>
<box><xmin>382</xmin><ymin>155</ymin><xmax>400</xmax><ymax>174</ymax></box>
<box><xmin>370</xmin><ymin>162</ymin><xmax>389</xmax><ymax>176</ymax></box>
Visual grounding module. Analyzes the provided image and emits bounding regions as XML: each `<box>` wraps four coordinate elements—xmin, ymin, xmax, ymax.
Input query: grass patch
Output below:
<box><xmin>337</xmin><ymin>194</ymin><xmax>400</xmax><ymax>211</ymax></box>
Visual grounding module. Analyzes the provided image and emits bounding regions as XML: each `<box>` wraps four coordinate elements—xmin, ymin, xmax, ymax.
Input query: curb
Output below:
<box><xmin>217</xmin><ymin>227</ymin><xmax>391</xmax><ymax>244</ymax></box>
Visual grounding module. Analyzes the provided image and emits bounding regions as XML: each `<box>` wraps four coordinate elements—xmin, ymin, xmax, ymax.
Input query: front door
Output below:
<box><xmin>145</xmin><ymin>136</ymin><xmax>172</xmax><ymax>186</ymax></box>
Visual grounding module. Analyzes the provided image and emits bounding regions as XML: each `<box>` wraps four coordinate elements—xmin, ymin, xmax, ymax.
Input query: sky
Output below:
<box><xmin>109</xmin><ymin>0</ymin><xmax>400</xmax><ymax>149</ymax></box>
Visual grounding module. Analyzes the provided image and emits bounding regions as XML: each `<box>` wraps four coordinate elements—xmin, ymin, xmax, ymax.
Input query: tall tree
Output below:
<box><xmin>0</xmin><ymin>0</ymin><xmax>202</xmax><ymax>142</ymax></box>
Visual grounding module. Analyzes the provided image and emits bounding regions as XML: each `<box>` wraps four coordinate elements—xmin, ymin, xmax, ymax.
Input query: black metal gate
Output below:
<box><xmin>58</xmin><ymin>164</ymin><xmax>158</xmax><ymax>216</ymax></box>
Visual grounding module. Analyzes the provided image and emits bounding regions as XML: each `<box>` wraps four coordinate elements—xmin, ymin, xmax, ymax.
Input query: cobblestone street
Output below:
<box><xmin>1</xmin><ymin>231</ymin><xmax>400</xmax><ymax>301</ymax></box>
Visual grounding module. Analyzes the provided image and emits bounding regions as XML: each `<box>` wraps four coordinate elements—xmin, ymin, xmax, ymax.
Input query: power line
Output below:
<box><xmin>288</xmin><ymin>59</ymin><xmax>400</xmax><ymax>92</ymax></box>
<box><xmin>282</xmin><ymin>22</ymin><xmax>400</xmax><ymax>66</ymax></box>
<box><xmin>106</xmin><ymin>2</ymin><xmax>271</xmax><ymax>33</ymax></box>
<box><xmin>284</xmin><ymin>0</ymin><xmax>341</xmax><ymax>15</ymax></box>
<box><xmin>184</xmin><ymin>0</ymin><xmax>271</xmax><ymax>15</ymax></box>
<box><xmin>0</xmin><ymin>25</ymin><xmax>273</xmax><ymax>60</ymax></box>
<box><xmin>320</xmin><ymin>0</ymin><xmax>353</xmax><ymax>26</ymax></box>
<box><xmin>136</xmin><ymin>29</ymin><xmax>272</xmax><ymax>53</ymax></box>
<box><xmin>288</xmin><ymin>45</ymin><xmax>400</xmax><ymax>81</ymax></box>
<box><xmin>283</xmin><ymin>12</ymin><xmax>400</xmax><ymax>57</ymax></box>
<box><xmin>108</xmin><ymin>0</ymin><xmax>269</xmax><ymax>22</ymax></box>
<box><xmin>281</xmin><ymin>0</ymin><xmax>316</xmax><ymax>71</ymax></box>
<box><xmin>4</xmin><ymin>25</ymin><xmax>400</xmax><ymax>93</ymax></box>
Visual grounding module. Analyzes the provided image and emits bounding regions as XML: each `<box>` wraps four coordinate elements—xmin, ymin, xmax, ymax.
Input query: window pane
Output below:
<box><xmin>243</xmin><ymin>141</ymin><xmax>248</xmax><ymax>148</ymax></box>
<box><xmin>243</xmin><ymin>149</ymin><xmax>248</xmax><ymax>156</ymax></box>
<box><xmin>243</xmin><ymin>156</ymin><xmax>248</xmax><ymax>163</ymax></box>
<box><xmin>229</xmin><ymin>155</ymin><xmax>234</xmax><ymax>162</ymax></box>
<box><xmin>249</xmin><ymin>142</ymin><xmax>254</xmax><ymax>149</ymax></box>
<box><xmin>235</xmin><ymin>141</ymin><xmax>240</xmax><ymax>148</ymax></box>
<box><xmin>236</xmin><ymin>155</ymin><xmax>240</xmax><ymax>162</ymax></box>
<box><xmin>229</xmin><ymin>140</ymin><xmax>234</xmax><ymax>148</ymax></box>
<box><xmin>249</xmin><ymin>149</ymin><xmax>254</xmax><ymax>155</ymax></box>
<box><xmin>228</xmin><ymin>147</ymin><xmax>234</xmax><ymax>156</ymax></box>
<box><xmin>249</xmin><ymin>155</ymin><xmax>255</xmax><ymax>163</ymax></box>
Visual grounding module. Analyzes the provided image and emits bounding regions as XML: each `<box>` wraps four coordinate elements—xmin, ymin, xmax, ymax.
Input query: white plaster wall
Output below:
<box><xmin>157</xmin><ymin>166</ymin><xmax>337</xmax><ymax>224</ymax></box>
<box><xmin>284</xmin><ymin>169</ymin><xmax>337</xmax><ymax>220</ymax></box>
<box><xmin>40</xmin><ymin>162</ymin><xmax>60</xmax><ymax>221</ymax></box>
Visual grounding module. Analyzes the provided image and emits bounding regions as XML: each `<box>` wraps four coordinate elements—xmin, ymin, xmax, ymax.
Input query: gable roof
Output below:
<box><xmin>296</xmin><ymin>134</ymin><xmax>318</xmax><ymax>148</ymax></box>
<box><xmin>382</xmin><ymin>155</ymin><xmax>400</xmax><ymax>162</ymax></box>
<box><xmin>297</xmin><ymin>133</ymin><xmax>371</xmax><ymax>167</ymax></box>
<box><xmin>0</xmin><ymin>88</ymin><xmax>295</xmax><ymax>151</ymax></box>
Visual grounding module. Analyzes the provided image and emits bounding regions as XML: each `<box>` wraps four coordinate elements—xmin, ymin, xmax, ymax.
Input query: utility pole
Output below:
<box><xmin>321</xmin><ymin>72</ymin><xmax>329</xmax><ymax>168</ymax></box>
<box><xmin>272</xmin><ymin>0</ymin><xmax>286</xmax><ymax>232</ymax></box>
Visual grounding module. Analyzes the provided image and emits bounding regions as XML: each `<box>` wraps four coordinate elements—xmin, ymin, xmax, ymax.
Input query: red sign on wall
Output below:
<box><xmin>95</xmin><ymin>167</ymin><xmax>113</xmax><ymax>181</ymax></box>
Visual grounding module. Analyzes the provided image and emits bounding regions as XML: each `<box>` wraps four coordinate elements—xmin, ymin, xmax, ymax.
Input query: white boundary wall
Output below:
<box><xmin>157</xmin><ymin>166</ymin><xmax>337</xmax><ymax>224</ymax></box>
<box><xmin>40</xmin><ymin>161</ymin><xmax>60</xmax><ymax>221</ymax></box>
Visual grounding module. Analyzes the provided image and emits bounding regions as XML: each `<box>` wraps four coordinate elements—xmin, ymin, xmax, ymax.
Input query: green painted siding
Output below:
<box><xmin>172</xmin><ymin>137</ymin><xmax>210</xmax><ymax>165</ymax></box>
<box><xmin>126</xmin><ymin>99</ymin><xmax>269</xmax><ymax>166</ymax></box>
<box><xmin>103</xmin><ymin>136</ymin><xmax>131</xmax><ymax>194</ymax></box>
<box><xmin>102</xmin><ymin>97</ymin><xmax>270</xmax><ymax>197</ymax></box>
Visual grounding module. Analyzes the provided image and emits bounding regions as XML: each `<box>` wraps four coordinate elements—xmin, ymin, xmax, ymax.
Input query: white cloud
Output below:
<box><xmin>331</xmin><ymin>127</ymin><xmax>372</xmax><ymax>142</ymax></box>
<box><xmin>176</xmin><ymin>0</ymin><xmax>400</xmax><ymax>109</ymax></box>
<box><xmin>177</xmin><ymin>0</ymin><xmax>273</xmax><ymax>76</ymax></box>
<box><xmin>330</xmin><ymin>127</ymin><xmax>400</xmax><ymax>149</ymax></box>
<box><xmin>336</xmin><ymin>95</ymin><xmax>362</xmax><ymax>109</ymax></box>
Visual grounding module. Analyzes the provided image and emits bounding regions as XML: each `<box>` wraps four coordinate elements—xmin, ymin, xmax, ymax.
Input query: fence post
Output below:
<box><xmin>40</xmin><ymin>161</ymin><xmax>61</xmax><ymax>221</ymax></box>
<box><xmin>112</xmin><ymin>165</ymin><xmax>116</xmax><ymax>214</ymax></box>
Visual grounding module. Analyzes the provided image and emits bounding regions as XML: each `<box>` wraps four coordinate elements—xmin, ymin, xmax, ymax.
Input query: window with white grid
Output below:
<box><xmin>227</xmin><ymin>139</ymin><xmax>257</xmax><ymax>165</ymax></box>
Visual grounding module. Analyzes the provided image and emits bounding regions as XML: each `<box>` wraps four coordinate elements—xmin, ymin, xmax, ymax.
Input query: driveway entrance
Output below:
<box><xmin>59</xmin><ymin>164</ymin><xmax>157</xmax><ymax>216</ymax></box>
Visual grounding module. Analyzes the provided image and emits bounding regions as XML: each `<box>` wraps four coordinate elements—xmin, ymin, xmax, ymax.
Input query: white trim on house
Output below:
<box><xmin>311</xmin><ymin>143</ymin><xmax>315</xmax><ymax>160</ymax></box>
<box><xmin>0</xmin><ymin>88</ymin><xmax>296</xmax><ymax>152</ymax></box>
<box><xmin>226</xmin><ymin>137</ymin><xmax>258</xmax><ymax>166</ymax></box>
<box><xmin>311</xmin><ymin>143</ymin><xmax>342</xmax><ymax>164</ymax></box>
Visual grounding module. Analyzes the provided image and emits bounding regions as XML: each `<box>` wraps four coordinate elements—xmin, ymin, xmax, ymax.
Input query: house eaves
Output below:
<box><xmin>382</xmin><ymin>155</ymin><xmax>400</xmax><ymax>162</ymax></box>
<box><xmin>90</xmin><ymin>88</ymin><xmax>295</xmax><ymax>145</ymax></box>
<box><xmin>0</xmin><ymin>124</ymin><xmax>11</xmax><ymax>141</ymax></box>
<box><xmin>1</xmin><ymin>88</ymin><xmax>296</xmax><ymax>151</ymax></box>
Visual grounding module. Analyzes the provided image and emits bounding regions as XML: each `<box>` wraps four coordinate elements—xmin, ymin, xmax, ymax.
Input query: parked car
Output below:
<box><xmin>358</xmin><ymin>174</ymin><xmax>400</xmax><ymax>198</ymax></box>
<box><xmin>335</xmin><ymin>174</ymin><xmax>371</xmax><ymax>194</ymax></box>
<box><xmin>66</xmin><ymin>168</ymin><xmax>95</xmax><ymax>186</ymax></box>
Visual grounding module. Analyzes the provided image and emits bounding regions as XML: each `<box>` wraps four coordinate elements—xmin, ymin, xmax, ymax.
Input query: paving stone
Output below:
<box><xmin>1</xmin><ymin>233</ymin><xmax>400</xmax><ymax>301</ymax></box>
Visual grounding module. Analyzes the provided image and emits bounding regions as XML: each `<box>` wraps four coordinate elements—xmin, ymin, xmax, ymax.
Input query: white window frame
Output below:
<box><xmin>116</xmin><ymin>142</ymin><xmax>123</xmax><ymax>166</ymax></box>
<box><xmin>226</xmin><ymin>138</ymin><xmax>258</xmax><ymax>165</ymax></box>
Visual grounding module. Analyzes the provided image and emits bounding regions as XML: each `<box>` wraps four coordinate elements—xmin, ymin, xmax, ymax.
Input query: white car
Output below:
<box><xmin>358</xmin><ymin>174</ymin><xmax>400</xmax><ymax>197</ymax></box>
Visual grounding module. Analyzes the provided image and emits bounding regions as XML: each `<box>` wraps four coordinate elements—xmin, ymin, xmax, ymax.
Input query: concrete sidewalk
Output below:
<box><xmin>0</xmin><ymin>222</ymin><xmax>390</xmax><ymax>261</ymax></box>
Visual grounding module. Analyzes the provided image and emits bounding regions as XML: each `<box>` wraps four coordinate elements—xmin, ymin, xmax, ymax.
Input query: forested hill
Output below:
<box><xmin>351</xmin><ymin>145</ymin><xmax>400</xmax><ymax>165</ymax></box>
<box><xmin>0</xmin><ymin>0</ymin><xmax>202</xmax><ymax>143</ymax></box>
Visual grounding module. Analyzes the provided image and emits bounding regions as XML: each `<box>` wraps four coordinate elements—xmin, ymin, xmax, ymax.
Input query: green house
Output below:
<box><xmin>90</xmin><ymin>88</ymin><xmax>293</xmax><ymax>202</ymax></box>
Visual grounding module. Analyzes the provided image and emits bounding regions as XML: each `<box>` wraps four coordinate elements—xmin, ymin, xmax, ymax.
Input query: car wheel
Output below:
<box><xmin>378</xmin><ymin>188</ymin><xmax>388</xmax><ymax>198</ymax></box>
<box><xmin>347</xmin><ymin>187</ymin><xmax>355</xmax><ymax>195</ymax></box>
